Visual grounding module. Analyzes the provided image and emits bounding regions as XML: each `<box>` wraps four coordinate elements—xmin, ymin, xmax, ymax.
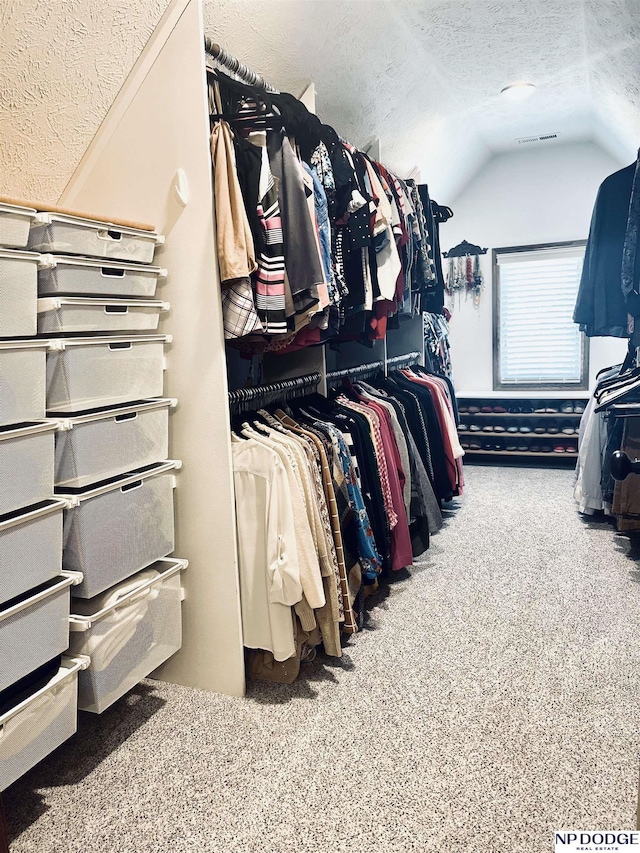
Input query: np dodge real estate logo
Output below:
<box><xmin>556</xmin><ymin>832</ymin><xmax>640</xmax><ymax>852</ymax></box>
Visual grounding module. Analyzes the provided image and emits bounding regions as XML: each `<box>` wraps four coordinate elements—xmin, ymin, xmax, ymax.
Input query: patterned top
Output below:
<box><xmin>253</xmin><ymin>145</ymin><xmax>287</xmax><ymax>334</ymax></box>
<box><xmin>337</xmin><ymin>396</ymin><xmax>399</xmax><ymax>530</ymax></box>
<box><xmin>317</xmin><ymin>421</ymin><xmax>383</xmax><ymax>581</ymax></box>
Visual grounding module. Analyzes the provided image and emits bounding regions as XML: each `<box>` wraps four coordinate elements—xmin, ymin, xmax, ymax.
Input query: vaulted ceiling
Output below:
<box><xmin>1</xmin><ymin>0</ymin><xmax>639</xmax><ymax>203</ymax></box>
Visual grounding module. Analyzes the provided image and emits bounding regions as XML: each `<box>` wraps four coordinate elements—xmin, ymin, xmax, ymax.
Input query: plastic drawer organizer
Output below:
<box><xmin>0</xmin><ymin>421</ymin><xmax>56</xmax><ymax>516</ymax></box>
<box><xmin>29</xmin><ymin>213</ymin><xmax>164</xmax><ymax>264</ymax></box>
<box><xmin>0</xmin><ymin>500</ymin><xmax>66</xmax><ymax>606</ymax></box>
<box><xmin>60</xmin><ymin>461</ymin><xmax>179</xmax><ymax>599</ymax></box>
<box><xmin>0</xmin><ymin>657</ymin><xmax>88</xmax><ymax>792</ymax></box>
<box><xmin>37</xmin><ymin>297</ymin><xmax>169</xmax><ymax>334</ymax></box>
<box><xmin>0</xmin><ymin>340</ymin><xmax>47</xmax><ymax>427</ymax></box>
<box><xmin>53</xmin><ymin>399</ymin><xmax>175</xmax><ymax>489</ymax></box>
<box><xmin>0</xmin><ymin>202</ymin><xmax>36</xmax><ymax>249</ymax></box>
<box><xmin>46</xmin><ymin>334</ymin><xmax>169</xmax><ymax>412</ymax></box>
<box><xmin>0</xmin><ymin>574</ymin><xmax>79</xmax><ymax>693</ymax></box>
<box><xmin>69</xmin><ymin>558</ymin><xmax>187</xmax><ymax>713</ymax></box>
<box><xmin>38</xmin><ymin>254</ymin><xmax>167</xmax><ymax>298</ymax></box>
<box><xmin>0</xmin><ymin>249</ymin><xmax>40</xmax><ymax>337</ymax></box>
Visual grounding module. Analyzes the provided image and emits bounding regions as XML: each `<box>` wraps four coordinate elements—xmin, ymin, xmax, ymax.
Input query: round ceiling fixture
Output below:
<box><xmin>500</xmin><ymin>82</ymin><xmax>537</xmax><ymax>100</ymax></box>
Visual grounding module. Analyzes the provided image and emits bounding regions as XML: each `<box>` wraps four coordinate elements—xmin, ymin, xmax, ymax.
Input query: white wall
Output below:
<box><xmin>444</xmin><ymin>141</ymin><xmax>629</xmax><ymax>394</ymax></box>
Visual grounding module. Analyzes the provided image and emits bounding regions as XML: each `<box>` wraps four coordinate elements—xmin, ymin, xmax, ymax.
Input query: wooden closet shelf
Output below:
<box><xmin>458</xmin><ymin>430</ymin><xmax>577</xmax><ymax>440</ymax></box>
<box><xmin>464</xmin><ymin>449</ymin><xmax>578</xmax><ymax>459</ymax></box>
<box><xmin>458</xmin><ymin>411</ymin><xmax>583</xmax><ymax>419</ymax></box>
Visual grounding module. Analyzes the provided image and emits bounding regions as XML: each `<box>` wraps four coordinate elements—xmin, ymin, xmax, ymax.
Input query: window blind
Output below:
<box><xmin>496</xmin><ymin>247</ymin><xmax>586</xmax><ymax>386</ymax></box>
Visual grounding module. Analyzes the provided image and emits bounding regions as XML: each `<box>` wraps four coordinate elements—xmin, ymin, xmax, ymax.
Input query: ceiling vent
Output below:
<box><xmin>516</xmin><ymin>133</ymin><xmax>559</xmax><ymax>145</ymax></box>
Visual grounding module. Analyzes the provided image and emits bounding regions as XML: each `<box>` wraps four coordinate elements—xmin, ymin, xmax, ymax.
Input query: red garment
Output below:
<box><xmin>355</xmin><ymin>394</ymin><xmax>413</xmax><ymax>571</ymax></box>
<box><xmin>400</xmin><ymin>370</ymin><xmax>464</xmax><ymax>496</ymax></box>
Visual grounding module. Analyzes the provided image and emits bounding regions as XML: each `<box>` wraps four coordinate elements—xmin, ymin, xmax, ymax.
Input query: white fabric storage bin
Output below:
<box><xmin>0</xmin><ymin>421</ymin><xmax>56</xmax><ymax>516</ymax></box>
<box><xmin>0</xmin><ymin>574</ymin><xmax>78</xmax><ymax>693</ymax></box>
<box><xmin>0</xmin><ymin>500</ymin><xmax>65</xmax><ymax>606</ymax></box>
<box><xmin>0</xmin><ymin>249</ymin><xmax>39</xmax><ymax>337</ymax></box>
<box><xmin>0</xmin><ymin>657</ymin><xmax>87</xmax><ymax>791</ymax></box>
<box><xmin>60</xmin><ymin>461</ymin><xmax>179</xmax><ymax>598</ymax></box>
<box><xmin>29</xmin><ymin>213</ymin><xmax>164</xmax><ymax>263</ymax></box>
<box><xmin>0</xmin><ymin>202</ymin><xmax>36</xmax><ymax>249</ymax></box>
<box><xmin>37</xmin><ymin>297</ymin><xmax>169</xmax><ymax>334</ymax></box>
<box><xmin>0</xmin><ymin>340</ymin><xmax>47</xmax><ymax>427</ymax></box>
<box><xmin>54</xmin><ymin>399</ymin><xmax>175</xmax><ymax>489</ymax></box>
<box><xmin>69</xmin><ymin>558</ymin><xmax>186</xmax><ymax>713</ymax></box>
<box><xmin>46</xmin><ymin>334</ymin><xmax>169</xmax><ymax>412</ymax></box>
<box><xmin>38</xmin><ymin>254</ymin><xmax>167</xmax><ymax>298</ymax></box>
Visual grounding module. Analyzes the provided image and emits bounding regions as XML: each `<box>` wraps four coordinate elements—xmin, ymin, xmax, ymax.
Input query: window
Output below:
<box><xmin>493</xmin><ymin>241</ymin><xmax>588</xmax><ymax>390</ymax></box>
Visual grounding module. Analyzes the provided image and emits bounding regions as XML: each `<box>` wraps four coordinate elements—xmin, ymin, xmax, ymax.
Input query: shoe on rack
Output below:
<box><xmin>540</xmin><ymin>441</ymin><xmax>553</xmax><ymax>453</ymax></box>
<box><xmin>458</xmin><ymin>423</ymin><xmax>469</xmax><ymax>432</ymax></box>
<box><xmin>508</xmin><ymin>406</ymin><xmax>522</xmax><ymax>414</ymax></box>
<box><xmin>482</xmin><ymin>425</ymin><xmax>494</xmax><ymax>432</ymax></box>
<box><xmin>470</xmin><ymin>424</ymin><xmax>482</xmax><ymax>432</ymax></box>
<box><xmin>545</xmin><ymin>406</ymin><xmax>559</xmax><ymax>413</ymax></box>
<box><xmin>520</xmin><ymin>405</ymin><xmax>534</xmax><ymax>414</ymax></box>
<box><xmin>459</xmin><ymin>405</ymin><xmax>469</xmax><ymax>413</ymax></box>
<box><xmin>494</xmin><ymin>425</ymin><xmax>506</xmax><ymax>433</ymax></box>
<box><xmin>517</xmin><ymin>441</ymin><xmax>529</xmax><ymax>451</ymax></box>
<box><xmin>573</xmin><ymin>401</ymin><xmax>586</xmax><ymax>414</ymax></box>
<box><xmin>470</xmin><ymin>441</ymin><xmax>482</xmax><ymax>450</ymax></box>
<box><xmin>529</xmin><ymin>442</ymin><xmax>541</xmax><ymax>453</ymax></box>
<box><xmin>547</xmin><ymin>422</ymin><xmax>560</xmax><ymax>434</ymax></box>
<box><xmin>519</xmin><ymin>422</ymin><xmax>532</xmax><ymax>434</ymax></box>
<box><xmin>534</xmin><ymin>404</ymin><xmax>547</xmax><ymax>413</ymax></box>
<box><xmin>554</xmin><ymin>444</ymin><xmax>565</xmax><ymax>453</ymax></box>
<box><xmin>534</xmin><ymin>419</ymin><xmax>548</xmax><ymax>435</ymax></box>
<box><xmin>565</xmin><ymin>443</ymin><xmax>577</xmax><ymax>453</ymax></box>
<box><xmin>506</xmin><ymin>442</ymin><xmax>518</xmax><ymax>451</ymax></box>
<box><xmin>494</xmin><ymin>438</ymin><xmax>506</xmax><ymax>451</ymax></box>
<box><xmin>481</xmin><ymin>405</ymin><xmax>493</xmax><ymax>413</ymax></box>
<box><xmin>461</xmin><ymin>440</ymin><xmax>471</xmax><ymax>450</ymax></box>
<box><xmin>507</xmin><ymin>425</ymin><xmax>519</xmax><ymax>433</ymax></box>
<box><xmin>482</xmin><ymin>439</ymin><xmax>494</xmax><ymax>450</ymax></box>
<box><xmin>561</xmin><ymin>426</ymin><xmax>575</xmax><ymax>435</ymax></box>
<box><xmin>468</xmin><ymin>405</ymin><xmax>480</xmax><ymax>414</ymax></box>
<box><xmin>493</xmin><ymin>405</ymin><xmax>507</xmax><ymax>413</ymax></box>
<box><xmin>560</xmin><ymin>402</ymin><xmax>574</xmax><ymax>413</ymax></box>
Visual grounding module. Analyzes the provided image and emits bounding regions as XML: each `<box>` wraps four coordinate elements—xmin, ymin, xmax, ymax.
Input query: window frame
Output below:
<box><xmin>492</xmin><ymin>240</ymin><xmax>589</xmax><ymax>392</ymax></box>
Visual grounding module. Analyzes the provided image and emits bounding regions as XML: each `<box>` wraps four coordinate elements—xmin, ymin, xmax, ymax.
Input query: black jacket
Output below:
<box><xmin>574</xmin><ymin>163</ymin><xmax>635</xmax><ymax>338</ymax></box>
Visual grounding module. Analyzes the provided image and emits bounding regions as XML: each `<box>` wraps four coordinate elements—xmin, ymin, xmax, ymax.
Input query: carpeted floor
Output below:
<box><xmin>6</xmin><ymin>465</ymin><xmax>640</xmax><ymax>852</ymax></box>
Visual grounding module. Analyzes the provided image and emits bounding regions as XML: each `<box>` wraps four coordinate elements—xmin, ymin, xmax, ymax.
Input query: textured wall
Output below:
<box><xmin>0</xmin><ymin>0</ymin><xmax>170</xmax><ymax>202</ymax></box>
<box><xmin>1</xmin><ymin>0</ymin><xmax>640</xmax><ymax>204</ymax></box>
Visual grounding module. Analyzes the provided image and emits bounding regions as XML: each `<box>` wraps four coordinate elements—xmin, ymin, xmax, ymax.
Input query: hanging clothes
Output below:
<box><xmin>574</xmin><ymin>157</ymin><xmax>639</xmax><ymax>338</ymax></box>
<box><xmin>210</xmin><ymin>120</ymin><xmax>263</xmax><ymax>340</ymax></box>
<box><xmin>229</xmin><ymin>361</ymin><xmax>460</xmax><ymax>680</ymax></box>
<box><xmin>209</xmin><ymin>72</ymin><xmax>452</xmax><ymax>353</ymax></box>
<box><xmin>231</xmin><ymin>435</ymin><xmax>303</xmax><ymax>662</ymax></box>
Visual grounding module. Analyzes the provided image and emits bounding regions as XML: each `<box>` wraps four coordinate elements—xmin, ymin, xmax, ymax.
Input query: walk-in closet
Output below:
<box><xmin>2</xmin><ymin>1</ymin><xmax>640</xmax><ymax>851</ymax></box>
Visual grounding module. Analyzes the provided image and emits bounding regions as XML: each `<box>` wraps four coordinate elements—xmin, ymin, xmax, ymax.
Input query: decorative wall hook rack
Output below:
<box><xmin>443</xmin><ymin>240</ymin><xmax>488</xmax><ymax>258</ymax></box>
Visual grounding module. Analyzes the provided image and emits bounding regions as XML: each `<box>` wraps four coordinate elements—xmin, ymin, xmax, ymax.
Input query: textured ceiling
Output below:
<box><xmin>1</xmin><ymin>0</ymin><xmax>639</xmax><ymax>203</ymax></box>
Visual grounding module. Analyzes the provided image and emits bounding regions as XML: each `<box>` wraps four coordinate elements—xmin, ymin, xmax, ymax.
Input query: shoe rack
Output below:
<box><xmin>458</xmin><ymin>397</ymin><xmax>584</xmax><ymax>462</ymax></box>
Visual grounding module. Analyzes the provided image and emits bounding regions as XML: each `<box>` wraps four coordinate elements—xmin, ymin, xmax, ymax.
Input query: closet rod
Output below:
<box><xmin>326</xmin><ymin>351</ymin><xmax>422</xmax><ymax>386</ymax></box>
<box><xmin>204</xmin><ymin>37</ymin><xmax>280</xmax><ymax>94</ymax></box>
<box><xmin>228</xmin><ymin>372</ymin><xmax>321</xmax><ymax>411</ymax></box>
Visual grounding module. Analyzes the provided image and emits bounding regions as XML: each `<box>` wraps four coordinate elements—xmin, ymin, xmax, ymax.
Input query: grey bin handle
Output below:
<box><xmin>97</xmin><ymin>229</ymin><xmax>122</xmax><ymax>241</ymax></box>
<box><xmin>104</xmin><ymin>305</ymin><xmax>129</xmax><ymax>315</ymax></box>
<box><xmin>121</xmin><ymin>479</ymin><xmax>143</xmax><ymax>493</ymax></box>
<box><xmin>108</xmin><ymin>341</ymin><xmax>132</xmax><ymax>350</ymax></box>
<box><xmin>100</xmin><ymin>267</ymin><xmax>126</xmax><ymax>278</ymax></box>
<box><xmin>115</xmin><ymin>412</ymin><xmax>138</xmax><ymax>423</ymax></box>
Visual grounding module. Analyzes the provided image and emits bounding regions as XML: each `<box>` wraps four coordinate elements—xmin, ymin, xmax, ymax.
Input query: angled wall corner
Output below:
<box><xmin>60</xmin><ymin>0</ymin><xmax>246</xmax><ymax>696</ymax></box>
